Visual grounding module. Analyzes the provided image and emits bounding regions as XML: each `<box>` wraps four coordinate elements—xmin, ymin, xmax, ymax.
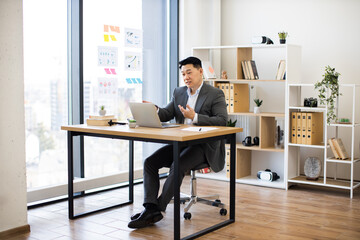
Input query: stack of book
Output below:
<box><xmin>328</xmin><ymin>138</ymin><xmax>349</xmax><ymax>160</ymax></box>
<box><xmin>215</xmin><ymin>83</ymin><xmax>249</xmax><ymax>113</ymax></box>
<box><xmin>290</xmin><ymin>112</ymin><xmax>323</xmax><ymax>145</ymax></box>
<box><xmin>241</xmin><ymin>60</ymin><xmax>259</xmax><ymax>80</ymax></box>
<box><xmin>86</xmin><ymin>115</ymin><xmax>117</xmax><ymax>126</ymax></box>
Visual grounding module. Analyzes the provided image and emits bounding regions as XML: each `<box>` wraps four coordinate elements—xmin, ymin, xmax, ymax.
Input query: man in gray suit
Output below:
<box><xmin>128</xmin><ymin>56</ymin><xmax>228</xmax><ymax>228</ymax></box>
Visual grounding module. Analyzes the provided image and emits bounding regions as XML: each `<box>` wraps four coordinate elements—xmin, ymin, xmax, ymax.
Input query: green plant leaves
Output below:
<box><xmin>314</xmin><ymin>66</ymin><xmax>341</xmax><ymax>124</ymax></box>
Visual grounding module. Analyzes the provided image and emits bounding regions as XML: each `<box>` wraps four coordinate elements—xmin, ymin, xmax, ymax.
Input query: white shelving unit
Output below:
<box><xmin>287</xmin><ymin>83</ymin><xmax>360</xmax><ymax>198</ymax></box>
<box><xmin>192</xmin><ymin>44</ymin><xmax>302</xmax><ymax>189</ymax></box>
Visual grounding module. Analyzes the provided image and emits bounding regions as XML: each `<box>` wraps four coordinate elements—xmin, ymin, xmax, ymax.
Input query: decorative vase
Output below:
<box><xmin>254</xmin><ymin>107</ymin><xmax>261</xmax><ymax>114</ymax></box>
<box><xmin>304</xmin><ymin>157</ymin><xmax>321</xmax><ymax>180</ymax></box>
<box><xmin>99</xmin><ymin>109</ymin><xmax>106</xmax><ymax>116</ymax></box>
<box><xmin>280</xmin><ymin>39</ymin><xmax>286</xmax><ymax>44</ymax></box>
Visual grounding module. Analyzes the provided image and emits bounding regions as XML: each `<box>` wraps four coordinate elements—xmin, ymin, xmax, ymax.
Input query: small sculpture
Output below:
<box><xmin>221</xmin><ymin>70</ymin><xmax>228</xmax><ymax>79</ymax></box>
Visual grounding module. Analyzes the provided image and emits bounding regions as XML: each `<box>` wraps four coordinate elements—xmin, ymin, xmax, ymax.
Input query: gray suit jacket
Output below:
<box><xmin>158</xmin><ymin>83</ymin><xmax>228</xmax><ymax>172</ymax></box>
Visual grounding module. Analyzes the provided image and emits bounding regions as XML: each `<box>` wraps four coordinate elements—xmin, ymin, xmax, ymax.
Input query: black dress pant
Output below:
<box><xmin>143</xmin><ymin>144</ymin><xmax>207</xmax><ymax>211</ymax></box>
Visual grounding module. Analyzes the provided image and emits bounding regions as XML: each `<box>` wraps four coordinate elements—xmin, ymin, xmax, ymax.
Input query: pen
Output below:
<box><xmin>199</xmin><ymin>128</ymin><xmax>202</xmax><ymax>131</ymax></box>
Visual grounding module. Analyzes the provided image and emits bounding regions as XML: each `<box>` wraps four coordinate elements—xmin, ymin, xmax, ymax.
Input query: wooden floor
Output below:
<box><xmin>9</xmin><ymin>176</ymin><xmax>360</xmax><ymax>240</ymax></box>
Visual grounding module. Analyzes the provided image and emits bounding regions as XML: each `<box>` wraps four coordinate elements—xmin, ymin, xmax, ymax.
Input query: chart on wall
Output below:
<box><xmin>124</xmin><ymin>52</ymin><xmax>142</xmax><ymax>71</ymax></box>
<box><xmin>124</xmin><ymin>28</ymin><xmax>142</xmax><ymax>48</ymax></box>
<box><xmin>98</xmin><ymin>46</ymin><xmax>118</xmax><ymax>67</ymax></box>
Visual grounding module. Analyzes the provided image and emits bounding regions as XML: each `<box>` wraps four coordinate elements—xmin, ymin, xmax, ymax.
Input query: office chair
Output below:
<box><xmin>178</xmin><ymin>163</ymin><xmax>227</xmax><ymax>220</ymax></box>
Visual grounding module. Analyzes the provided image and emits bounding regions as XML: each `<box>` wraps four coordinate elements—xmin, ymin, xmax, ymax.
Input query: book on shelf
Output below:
<box><xmin>306</xmin><ymin>112</ymin><xmax>323</xmax><ymax>145</ymax></box>
<box><xmin>276</xmin><ymin>60</ymin><xmax>286</xmax><ymax>80</ymax></box>
<box><xmin>241</xmin><ymin>61</ymin><xmax>249</xmax><ymax>79</ymax></box>
<box><xmin>241</xmin><ymin>60</ymin><xmax>259</xmax><ymax>80</ymax></box>
<box><xmin>225</xmin><ymin>147</ymin><xmax>230</xmax><ymax>178</ymax></box>
<box><xmin>296</xmin><ymin>112</ymin><xmax>302</xmax><ymax>143</ymax></box>
<box><xmin>328</xmin><ymin>138</ymin><xmax>340</xmax><ymax>159</ymax></box>
<box><xmin>250</xmin><ymin>60</ymin><xmax>259</xmax><ymax>79</ymax></box>
<box><xmin>332</xmin><ymin>138</ymin><xmax>349</xmax><ymax>160</ymax></box>
<box><xmin>301</xmin><ymin>112</ymin><xmax>307</xmax><ymax>144</ymax></box>
<box><xmin>202</xmin><ymin>61</ymin><xmax>217</xmax><ymax>79</ymax></box>
<box><xmin>246</xmin><ymin>61</ymin><xmax>254</xmax><ymax>79</ymax></box>
<box><xmin>291</xmin><ymin>112</ymin><xmax>297</xmax><ymax>143</ymax></box>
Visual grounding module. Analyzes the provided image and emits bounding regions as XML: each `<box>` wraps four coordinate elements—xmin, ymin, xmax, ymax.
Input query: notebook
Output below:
<box><xmin>129</xmin><ymin>102</ymin><xmax>180</xmax><ymax>128</ymax></box>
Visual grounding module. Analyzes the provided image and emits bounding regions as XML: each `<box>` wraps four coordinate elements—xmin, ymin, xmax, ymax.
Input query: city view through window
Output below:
<box><xmin>24</xmin><ymin>0</ymin><xmax>144</xmax><ymax>191</ymax></box>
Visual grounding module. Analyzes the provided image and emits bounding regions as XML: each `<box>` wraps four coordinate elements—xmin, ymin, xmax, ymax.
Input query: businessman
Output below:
<box><xmin>128</xmin><ymin>56</ymin><xmax>228</xmax><ymax>228</ymax></box>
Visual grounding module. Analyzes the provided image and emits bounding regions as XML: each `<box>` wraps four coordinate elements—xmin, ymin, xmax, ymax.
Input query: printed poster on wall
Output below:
<box><xmin>98</xmin><ymin>46</ymin><xmax>118</xmax><ymax>67</ymax></box>
<box><xmin>124</xmin><ymin>52</ymin><xmax>142</xmax><ymax>71</ymax></box>
<box><xmin>124</xmin><ymin>28</ymin><xmax>142</xmax><ymax>48</ymax></box>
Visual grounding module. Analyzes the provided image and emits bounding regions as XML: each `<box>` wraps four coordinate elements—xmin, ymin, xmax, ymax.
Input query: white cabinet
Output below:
<box><xmin>192</xmin><ymin>44</ymin><xmax>302</xmax><ymax>189</ymax></box>
<box><xmin>287</xmin><ymin>83</ymin><xmax>360</xmax><ymax>198</ymax></box>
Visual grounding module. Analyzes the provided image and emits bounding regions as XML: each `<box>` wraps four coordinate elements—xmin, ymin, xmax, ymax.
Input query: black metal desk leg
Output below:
<box><xmin>230</xmin><ymin>133</ymin><xmax>236</xmax><ymax>220</ymax></box>
<box><xmin>173</xmin><ymin>141</ymin><xmax>181</xmax><ymax>240</ymax></box>
<box><xmin>129</xmin><ymin>140</ymin><xmax>134</xmax><ymax>202</ymax></box>
<box><xmin>67</xmin><ymin>131</ymin><xmax>74</xmax><ymax>219</ymax></box>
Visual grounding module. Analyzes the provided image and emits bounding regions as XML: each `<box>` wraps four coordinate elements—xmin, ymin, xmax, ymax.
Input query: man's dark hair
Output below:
<box><xmin>179</xmin><ymin>56</ymin><xmax>202</xmax><ymax>69</ymax></box>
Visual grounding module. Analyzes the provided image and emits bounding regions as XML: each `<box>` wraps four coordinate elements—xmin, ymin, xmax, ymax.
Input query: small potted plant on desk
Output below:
<box><xmin>253</xmin><ymin>98</ymin><xmax>263</xmax><ymax>114</ymax></box>
<box><xmin>278</xmin><ymin>31</ymin><xmax>288</xmax><ymax>44</ymax></box>
<box><xmin>99</xmin><ymin>105</ymin><xmax>106</xmax><ymax>116</ymax></box>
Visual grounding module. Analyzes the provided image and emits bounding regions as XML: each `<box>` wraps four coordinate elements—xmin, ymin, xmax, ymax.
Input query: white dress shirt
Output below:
<box><xmin>184</xmin><ymin>81</ymin><xmax>203</xmax><ymax>125</ymax></box>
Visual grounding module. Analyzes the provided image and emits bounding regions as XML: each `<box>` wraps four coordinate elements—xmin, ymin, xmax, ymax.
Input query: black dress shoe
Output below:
<box><xmin>130</xmin><ymin>212</ymin><xmax>141</xmax><ymax>220</ymax></box>
<box><xmin>128</xmin><ymin>209</ymin><xmax>163</xmax><ymax>229</ymax></box>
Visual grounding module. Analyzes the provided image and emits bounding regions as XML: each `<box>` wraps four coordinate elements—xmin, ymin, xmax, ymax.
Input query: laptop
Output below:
<box><xmin>129</xmin><ymin>102</ymin><xmax>180</xmax><ymax>128</ymax></box>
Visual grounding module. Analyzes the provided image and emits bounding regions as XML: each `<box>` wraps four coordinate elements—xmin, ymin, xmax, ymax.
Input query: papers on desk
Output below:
<box><xmin>181</xmin><ymin>127</ymin><xmax>218</xmax><ymax>132</ymax></box>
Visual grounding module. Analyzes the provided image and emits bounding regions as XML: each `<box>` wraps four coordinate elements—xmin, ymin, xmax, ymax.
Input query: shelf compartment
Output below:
<box><xmin>236</xmin><ymin>175</ymin><xmax>285</xmax><ymax>189</ymax></box>
<box><xmin>288</xmin><ymin>143</ymin><xmax>326</xmax><ymax>149</ymax></box>
<box><xmin>288</xmin><ymin>176</ymin><xmax>360</xmax><ymax>190</ymax></box>
<box><xmin>326</xmin><ymin>157</ymin><xmax>360</xmax><ymax>164</ymax></box>
<box><xmin>236</xmin><ymin>144</ymin><xmax>284</xmax><ymax>152</ymax></box>
<box><xmin>288</xmin><ymin>106</ymin><xmax>327</xmax><ymax>111</ymax></box>
<box><xmin>196</xmin><ymin>172</ymin><xmax>285</xmax><ymax>189</ymax></box>
<box><xmin>229</xmin><ymin>112</ymin><xmax>284</xmax><ymax>117</ymax></box>
<box><xmin>329</xmin><ymin>123</ymin><xmax>360</xmax><ymax>128</ymax></box>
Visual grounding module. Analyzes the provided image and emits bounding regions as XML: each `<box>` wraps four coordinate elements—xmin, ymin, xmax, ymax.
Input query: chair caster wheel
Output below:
<box><xmin>220</xmin><ymin>208</ymin><xmax>227</xmax><ymax>216</ymax></box>
<box><xmin>184</xmin><ymin>212</ymin><xmax>192</xmax><ymax>220</ymax></box>
<box><xmin>180</xmin><ymin>200</ymin><xmax>186</xmax><ymax>204</ymax></box>
<box><xmin>212</xmin><ymin>199</ymin><xmax>221</xmax><ymax>207</ymax></box>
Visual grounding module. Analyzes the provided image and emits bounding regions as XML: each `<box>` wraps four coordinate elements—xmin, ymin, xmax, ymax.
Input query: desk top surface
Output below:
<box><xmin>61</xmin><ymin>124</ymin><xmax>242</xmax><ymax>142</ymax></box>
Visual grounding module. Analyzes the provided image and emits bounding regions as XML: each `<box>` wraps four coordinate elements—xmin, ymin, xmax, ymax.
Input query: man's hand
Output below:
<box><xmin>178</xmin><ymin>104</ymin><xmax>195</xmax><ymax>120</ymax></box>
<box><xmin>143</xmin><ymin>100</ymin><xmax>158</xmax><ymax>110</ymax></box>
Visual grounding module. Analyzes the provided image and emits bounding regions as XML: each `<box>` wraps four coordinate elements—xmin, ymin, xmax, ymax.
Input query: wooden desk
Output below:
<box><xmin>61</xmin><ymin>124</ymin><xmax>242</xmax><ymax>240</ymax></box>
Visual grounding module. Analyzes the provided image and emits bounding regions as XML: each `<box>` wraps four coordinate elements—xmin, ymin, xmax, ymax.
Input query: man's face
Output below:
<box><xmin>181</xmin><ymin>64</ymin><xmax>203</xmax><ymax>90</ymax></box>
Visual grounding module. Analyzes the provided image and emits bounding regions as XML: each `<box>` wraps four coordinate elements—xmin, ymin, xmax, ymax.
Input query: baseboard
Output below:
<box><xmin>0</xmin><ymin>224</ymin><xmax>30</xmax><ymax>238</ymax></box>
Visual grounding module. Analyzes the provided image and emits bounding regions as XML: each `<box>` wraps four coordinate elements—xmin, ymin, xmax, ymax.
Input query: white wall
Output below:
<box><xmin>221</xmin><ymin>0</ymin><xmax>360</xmax><ymax>84</ymax></box>
<box><xmin>221</xmin><ymin>0</ymin><xmax>360</xmax><ymax>179</ymax></box>
<box><xmin>180</xmin><ymin>0</ymin><xmax>360</xmax><ymax>179</ymax></box>
<box><xmin>0</xmin><ymin>0</ymin><xmax>28</xmax><ymax>232</ymax></box>
<box><xmin>179</xmin><ymin>0</ymin><xmax>221</xmax><ymax>66</ymax></box>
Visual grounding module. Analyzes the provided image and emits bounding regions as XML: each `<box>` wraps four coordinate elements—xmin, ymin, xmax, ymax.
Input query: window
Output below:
<box><xmin>25</xmin><ymin>0</ymin><xmax>177</xmax><ymax>204</ymax></box>
<box><xmin>24</xmin><ymin>0</ymin><xmax>68</xmax><ymax>189</ymax></box>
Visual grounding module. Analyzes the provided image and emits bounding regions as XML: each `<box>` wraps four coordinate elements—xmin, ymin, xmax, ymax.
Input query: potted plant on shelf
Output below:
<box><xmin>226</xmin><ymin>119</ymin><xmax>237</xmax><ymax>143</ymax></box>
<box><xmin>253</xmin><ymin>99</ymin><xmax>263</xmax><ymax>114</ymax></box>
<box><xmin>278</xmin><ymin>31</ymin><xmax>288</xmax><ymax>44</ymax></box>
<box><xmin>227</xmin><ymin>119</ymin><xmax>237</xmax><ymax>127</ymax></box>
<box><xmin>314</xmin><ymin>65</ymin><xmax>341</xmax><ymax>124</ymax></box>
<box><xmin>99</xmin><ymin>105</ymin><xmax>106</xmax><ymax>116</ymax></box>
